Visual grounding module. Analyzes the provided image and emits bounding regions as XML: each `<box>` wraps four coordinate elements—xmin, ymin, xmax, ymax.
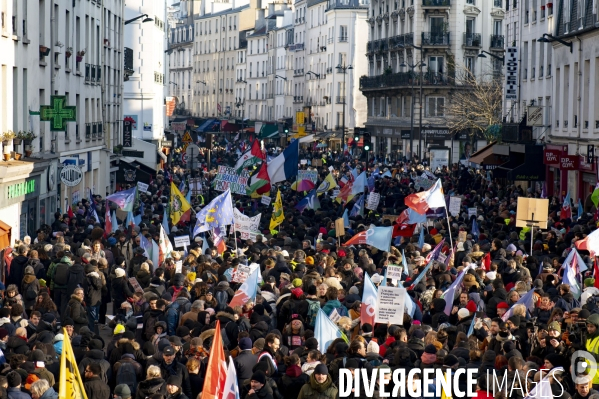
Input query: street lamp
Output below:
<box><xmin>400</xmin><ymin>57</ymin><xmax>425</xmax><ymax>161</ymax></box>
<box><xmin>336</xmin><ymin>64</ymin><xmax>352</xmax><ymax>155</ymax></box>
<box><xmin>477</xmin><ymin>50</ymin><xmax>505</xmax><ymax>64</ymax></box>
<box><xmin>538</xmin><ymin>33</ymin><xmax>573</xmax><ymax>53</ymax></box>
<box><xmin>237</xmin><ymin>79</ymin><xmax>247</xmax><ymax>83</ymax></box>
<box><xmin>275</xmin><ymin>75</ymin><xmax>287</xmax><ymax>80</ymax></box>
<box><xmin>197</xmin><ymin>80</ymin><xmax>207</xmax><ymax>85</ymax></box>
<box><xmin>305</xmin><ymin>71</ymin><xmax>321</xmax><ymax>79</ymax></box>
<box><xmin>124</xmin><ymin>14</ymin><xmax>153</xmax><ymax>25</ymax></box>
<box><xmin>169</xmin><ymin>81</ymin><xmax>178</xmax><ymax>85</ymax></box>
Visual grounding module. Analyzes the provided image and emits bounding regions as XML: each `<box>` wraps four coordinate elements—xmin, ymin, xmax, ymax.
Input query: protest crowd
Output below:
<box><xmin>2</xmin><ymin>136</ymin><xmax>599</xmax><ymax>399</ymax></box>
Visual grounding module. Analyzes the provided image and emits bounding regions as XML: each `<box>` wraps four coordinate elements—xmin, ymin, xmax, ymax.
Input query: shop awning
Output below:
<box><xmin>220</xmin><ymin>121</ymin><xmax>240</xmax><ymax>132</ymax></box>
<box><xmin>196</xmin><ymin>119</ymin><xmax>219</xmax><ymax>133</ymax></box>
<box><xmin>242</xmin><ymin>127</ymin><xmax>255</xmax><ymax>133</ymax></box>
<box><xmin>258</xmin><ymin>124</ymin><xmax>279</xmax><ymax>139</ymax></box>
<box><xmin>493</xmin><ymin>152</ymin><xmax>526</xmax><ymax>178</ymax></box>
<box><xmin>508</xmin><ymin>146</ymin><xmax>546</xmax><ymax>181</ymax></box>
<box><xmin>0</xmin><ymin>220</ymin><xmax>11</xmax><ymax>251</ymax></box>
<box><xmin>469</xmin><ymin>142</ymin><xmax>510</xmax><ymax>165</ymax></box>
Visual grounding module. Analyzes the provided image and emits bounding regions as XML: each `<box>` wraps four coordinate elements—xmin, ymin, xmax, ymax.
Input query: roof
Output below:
<box><xmin>194</xmin><ymin>5</ymin><xmax>250</xmax><ymax>20</ymax></box>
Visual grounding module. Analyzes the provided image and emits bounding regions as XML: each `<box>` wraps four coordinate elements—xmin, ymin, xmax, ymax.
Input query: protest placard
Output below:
<box><xmin>128</xmin><ymin>277</ymin><xmax>144</xmax><ymax>293</ymax></box>
<box><xmin>375</xmin><ymin>286</ymin><xmax>406</xmax><ymax>325</ymax></box>
<box><xmin>449</xmin><ymin>197</ymin><xmax>462</xmax><ymax>217</ymax></box>
<box><xmin>233</xmin><ymin>209</ymin><xmax>262</xmax><ymax>240</ymax></box>
<box><xmin>300</xmin><ymin>160</ymin><xmax>308</xmax><ymax>165</ymax></box>
<box><xmin>261</xmin><ymin>196</ymin><xmax>271</xmax><ymax>206</ymax></box>
<box><xmin>458</xmin><ymin>231</ymin><xmax>467</xmax><ymax>242</ymax></box>
<box><xmin>174</xmin><ymin>235</ymin><xmax>191</xmax><ymax>248</ymax></box>
<box><xmin>366</xmin><ymin>193</ymin><xmax>381</xmax><ymax>210</ymax></box>
<box><xmin>175</xmin><ymin>261</ymin><xmax>183</xmax><ymax>274</ymax></box>
<box><xmin>213</xmin><ymin>166</ymin><xmax>251</xmax><ymax>195</ymax></box>
<box><xmin>386</xmin><ymin>265</ymin><xmax>403</xmax><ymax>280</ymax></box>
<box><xmin>414</xmin><ymin>176</ymin><xmax>435</xmax><ymax>190</ymax></box>
<box><xmin>335</xmin><ymin>218</ymin><xmax>345</xmax><ymax>237</ymax></box>
<box><xmin>298</xmin><ymin>170</ymin><xmax>318</xmax><ymax>184</ymax></box>
<box><xmin>329</xmin><ymin>309</ymin><xmax>341</xmax><ymax>323</ymax></box>
<box><xmin>468</xmin><ymin>208</ymin><xmax>477</xmax><ymax>219</ymax></box>
<box><xmin>137</xmin><ymin>182</ymin><xmax>149</xmax><ymax>193</ymax></box>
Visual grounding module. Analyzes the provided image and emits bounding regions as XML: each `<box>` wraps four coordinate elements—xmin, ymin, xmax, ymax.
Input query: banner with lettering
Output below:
<box><xmin>213</xmin><ymin>166</ymin><xmax>251</xmax><ymax>195</ymax></box>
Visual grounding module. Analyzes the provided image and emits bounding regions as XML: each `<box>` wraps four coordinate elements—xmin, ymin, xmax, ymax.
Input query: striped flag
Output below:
<box><xmin>229</xmin><ymin>267</ymin><xmax>259</xmax><ymax>308</ymax></box>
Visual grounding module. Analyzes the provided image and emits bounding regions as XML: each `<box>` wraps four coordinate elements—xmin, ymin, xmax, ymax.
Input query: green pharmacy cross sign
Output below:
<box><xmin>40</xmin><ymin>96</ymin><xmax>77</xmax><ymax>131</ymax></box>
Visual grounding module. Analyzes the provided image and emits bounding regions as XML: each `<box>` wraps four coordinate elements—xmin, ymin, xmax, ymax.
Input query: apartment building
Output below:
<box><xmin>168</xmin><ymin>23</ymin><xmax>194</xmax><ymax>115</ymax></box>
<box><xmin>360</xmin><ymin>0</ymin><xmax>499</xmax><ymax>160</ymax></box>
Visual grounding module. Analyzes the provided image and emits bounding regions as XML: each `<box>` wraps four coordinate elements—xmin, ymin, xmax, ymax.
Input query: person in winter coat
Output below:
<box><xmin>7</xmin><ymin>245</ymin><xmax>29</xmax><ymax>288</ymax></box>
<box><xmin>67</xmin><ymin>288</ymin><xmax>88</xmax><ymax>333</ymax></box>
<box><xmin>66</xmin><ymin>261</ymin><xmax>86</xmax><ymax>297</ymax></box>
<box><xmin>280</xmin><ymin>355</ymin><xmax>309</xmax><ymax>399</ymax></box>
<box><xmin>30</xmin><ymin>379</ymin><xmax>59</xmax><ymax>399</ymax></box>
<box><xmin>83</xmin><ymin>264</ymin><xmax>103</xmax><ymax>331</ymax></box>
<box><xmin>156</xmin><ymin>346</ymin><xmax>192</xmax><ymax>398</ymax></box>
<box><xmin>83</xmin><ymin>363</ymin><xmax>111</xmax><ymax>399</ymax></box>
<box><xmin>234</xmin><ymin>338</ymin><xmax>259</xmax><ymax>386</ymax></box>
<box><xmin>112</xmin><ymin>268</ymin><xmax>134</xmax><ymax>310</ymax></box>
<box><xmin>243</xmin><ymin>371</ymin><xmax>275</xmax><ymax>399</ymax></box>
<box><xmin>78</xmin><ymin>340</ymin><xmax>112</xmax><ymax>385</ymax></box>
<box><xmin>278</xmin><ymin>289</ymin><xmax>309</xmax><ymax>331</ymax></box>
<box><xmin>165</xmin><ymin>375</ymin><xmax>190</xmax><ymax>399</ymax></box>
<box><xmin>6</xmin><ymin>371</ymin><xmax>29</xmax><ymax>399</ymax></box>
<box><xmin>214</xmin><ymin>281</ymin><xmax>234</xmax><ymax>312</ymax></box>
<box><xmin>297</xmin><ymin>364</ymin><xmax>338</xmax><ymax>399</ymax></box>
<box><xmin>136</xmin><ymin>263</ymin><xmax>152</xmax><ymax>289</ymax></box>
<box><xmin>21</xmin><ymin>266</ymin><xmax>40</xmax><ymax>314</ymax></box>
<box><xmin>135</xmin><ymin>365</ymin><xmax>167</xmax><ymax>399</ymax></box>
<box><xmin>320</xmin><ymin>288</ymin><xmax>348</xmax><ymax>318</ymax></box>
<box><xmin>6</xmin><ymin>327</ymin><xmax>29</xmax><ymax>360</ymax></box>
<box><xmin>486</xmin><ymin>280</ymin><xmax>508</xmax><ymax>319</ymax></box>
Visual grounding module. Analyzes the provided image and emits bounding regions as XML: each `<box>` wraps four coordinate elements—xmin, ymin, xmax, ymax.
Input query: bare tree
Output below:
<box><xmin>444</xmin><ymin>65</ymin><xmax>503</xmax><ymax>142</ymax></box>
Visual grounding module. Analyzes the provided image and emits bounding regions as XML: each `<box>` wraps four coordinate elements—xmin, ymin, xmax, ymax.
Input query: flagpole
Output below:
<box><xmin>446</xmin><ymin>213</ymin><xmax>454</xmax><ymax>251</ymax></box>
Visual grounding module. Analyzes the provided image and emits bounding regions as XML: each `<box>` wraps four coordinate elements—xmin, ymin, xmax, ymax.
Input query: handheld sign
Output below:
<box><xmin>174</xmin><ymin>236</ymin><xmax>191</xmax><ymax>248</ymax></box>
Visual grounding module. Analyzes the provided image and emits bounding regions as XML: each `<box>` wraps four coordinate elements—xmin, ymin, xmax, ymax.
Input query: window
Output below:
<box><xmin>494</xmin><ymin>20</ymin><xmax>502</xmax><ymax>35</ymax></box>
<box><xmin>465</xmin><ymin>57</ymin><xmax>475</xmax><ymax>75</ymax></box>
<box><xmin>427</xmin><ymin>97</ymin><xmax>444</xmax><ymax>116</ymax></box>
<box><xmin>339</xmin><ymin>25</ymin><xmax>347</xmax><ymax>41</ymax></box>
<box><xmin>338</xmin><ymin>52</ymin><xmax>347</xmax><ymax>67</ymax></box>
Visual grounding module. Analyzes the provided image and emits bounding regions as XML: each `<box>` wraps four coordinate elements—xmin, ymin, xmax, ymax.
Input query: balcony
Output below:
<box><xmin>360</xmin><ymin>70</ymin><xmax>449</xmax><ymax>91</ymax></box>
<box><xmin>305</xmin><ymin>97</ymin><xmax>313</xmax><ymax>106</ymax></box>
<box><xmin>336</xmin><ymin>96</ymin><xmax>346</xmax><ymax>104</ymax></box>
<box><xmin>294</xmin><ymin>68</ymin><xmax>304</xmax><ymax>76</ymax></box>
<box><xmin>294</xmin><ymin>96</ymin><xmax>304</xmax><ymax>103</ymax></box>
<box><xmin>339</xmin><ymin>36</ymin><xmax>348</xmax><ymax>42</ymax></box>
<box><xmin>422</xmin><ymin>0</ymin><xmax>450</xmax><ymax>7</ymax></box>
<box><xmin>463</xmin><ymin>33</ymin><xmax>481</xmax><ymax>48</ymax></box>
<box><xmin>490</xmin><ymin>34</ymin><xmax>505</xmax><ymax>50</ymax></box>
<box><xmin>421</xmin><ymin>32</ymin><xmax>450</xmax><ymax>46</ymax></box>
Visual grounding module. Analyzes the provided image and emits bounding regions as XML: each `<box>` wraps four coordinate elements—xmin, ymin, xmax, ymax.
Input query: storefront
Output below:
<box><xmin>578</xmin><ymin>155</ymin><xmax>597</xmax><ymax>206</ymax></box>
<box><xmin>543</xmin><ymin>144</ymin><xmax>568</xmax><ymax>198</ymax></box>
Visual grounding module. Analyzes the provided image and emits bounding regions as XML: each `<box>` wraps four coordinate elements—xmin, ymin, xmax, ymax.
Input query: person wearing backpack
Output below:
<box><xmin>66</xmin><ymin>288</ymin><xmax>88</xmax><ymax>333</ymax></box>
<box><xmin>278</xmin><ymin>288</ymin><xmax>309</xmax><ymax>331</ymax></box>
<box><xmin>112</xmin><ymin>353</ymin><xmax>143</xmax><ymax>395</ymax></box>
<box><xmin>320</xmin><ymin>287</ymin><xmax>348</xmax><ymax>318</ymax></box>
<box><xmin>164</xmin><ymin>295</ymin><xmax>182</xmax><ymax>336</ymax></box>
<box><xmin>20</xmin><ymin>266</ymin><xmax>40</xmax><ymax>316</ymax></box>
<box><xmin>111</xmin><ymin>268</ymin><xmax>134</xmax><ymax>313</ymax></box>
<box><xmin>48</xmin><ymin>251</ymin><xmax>73</xmax><ymax>316</ymax></box>
<box><xmin>82</xmin><ymin>264</ymin><xmax>103</xmax><ymax>332</ymax></box>
<box><xmin>214</xmin><ymin>281</ymin><xmax>234</xmax><ymax>312</ymax></box>
<box><xmin>142</xmin><ymin>300</ymin><xmax>167</xmax><ymax>343</ymax></box>
<box><xmin>66</xmin><ymin>259</ymin><xmax>85</xmax><ymax>297</ymax></box>
<box><xmin>554</xmin><ymin>284</ymin><xmax>580</xmax><ymax>312</ymax></box>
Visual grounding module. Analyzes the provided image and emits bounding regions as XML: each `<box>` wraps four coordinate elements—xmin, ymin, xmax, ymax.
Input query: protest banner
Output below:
<box><xmin>232</xmin><ymin>263</ymin><xmax>263</xmax><ymax>283</ymax></box>
<box><xmin>375</xmin><ymin>286</ymin><xmax>406</xmax><ymax>325</ymax></box>
<box><xmin>298</xmin><ymin>170</ymin><xmax>318</xmax><ymax>184</ymax></box>
<box><xmin>458</xmin><ymin>231</ymin><xmax>467</xmax><ymax>242</ymax></box>
<box><xmin>449</xmin><ymin>197</ymin><xmax>462</xmax><ymax>217</ymax></box>
<box><xmin>188</xmin><ymin>177</ymin><xmax>203</xmax><ymax>195</ymax></box>
<box><xmin>233</xmin><ymin>208</ymin><xmax>262</xmax><ymax>240</ymax></box>
<box><xmin>128</xmin><ymin>277</ymin><xmax>144</xmax><ymax>293</ymax></box>
<box><xmin>175</xmin><ymin>261</ymin><xmax>183</xmax><ymax>274</ymax></box>
<box><xmin>414</xmin><ymin>176</ymin><xmax>435</xmax><ymax>190</ymax></box>
<box><xmin>213</xmin><ymin>166</ymin><xmax>250</xmax><ymax>195</ymax></box>
<box><xmin>366</xmin><ymin>193</ymin><xmax>381</xmax><ymax>210</ymax></box>
<box><xmin>300</xmin><ymin>160</ymin><xmax>308</xmax><ymax>165</ymax></box>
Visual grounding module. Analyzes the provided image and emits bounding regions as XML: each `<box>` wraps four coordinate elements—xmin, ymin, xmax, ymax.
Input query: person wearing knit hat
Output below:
<box><xmin>496</xmin><ymin>302</ymin><xmax>509</xmax><ymax>318</ymax></box>
<box><xmin>443</xmin><ymin>354</ymin><xmax>460</xmax><ymax>368</ymax></box>
<box><xmin>421</xmin><ymin>344</ymin><xmax>437</xmax><ymax>365</ymax></box>
<box><xmin>547</xmin><ymin>321</ymin><xmax>561</xmax><ymax>333</ymax></box>
<box><xmin>544</xmin><ymin>353</ymin><xmax>564</xmax><ymax>370</ymax></box>
<box><xmin>249</xmin><ymin>371</ymin><xmax>268</xmax><ymax>397</ymax></box>
<box><xmin>465</xmin><ymin>300</ymin><xmax>477</xmax><ymax>314</ymax></box>
<box><xmin>239</xmin><ymin>337</ymin><xmax>253</xmax><ymax>350</ymax></box>
<box><xmin>292</xmin><ymin>278</ymin><xmax>303</xmax><ymax>288</ymax></box>
<box><xmin>366</xmin><ymin>340</ymin><xmax>379</xmax><ymax>356</ymax></box>
<box><xmin>7</xmin><ymin>371</ymin><xmax>21</xmax><ymax>389</ymax></box>
<box><xmin>457</xmin><ymin>308</ymin><xmax>470</xmax><ymax>320</ymax></box>
<box><xmin>305</xmin><ymin>256</ymin><xmax>314</xmax><ymax>265</ymax></box>
<box><xmin>114</xmin><ymin>384</ymin><xmax>132</xmax><ymax>399</ymax></box>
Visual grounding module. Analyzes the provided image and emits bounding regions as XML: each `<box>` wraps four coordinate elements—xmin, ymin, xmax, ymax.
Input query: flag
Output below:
<box><xmin>575</xmin><ymin>228</ymin><xmax>599</xmax><ymax>254</ymax></box>
<box><xmin>404</xmin><ymin>290</ymin><xmax>415</xmax><ymax>317</ymax></box>
<box><xmin>578</xmin><ymin>198</ymin><xmax>584</xmax><ymax>220</ymax></box>
<box><xmin>316</xmin><ymin>173</ymin><xmax>338</xmax><ymax>196</ymax></box>
<box><xmin>193</xmin><ymin>190</ymin><xmax>234</xmax><ymax>236</ymax></box>
<box><xmin>315</xmin><ymin>308</ymin><xmax>348</xmax><ymax>352</ymax></box>
<box><xmin>133</xmin><ymin>213</ymin><xmax>141</xmax><ymax>226</ymax></box>
<box><xmin>342</xmin><ymin>209</ymin><xmax>350</xmax><ymax>228</ymax></box>
<box><xmin>162</xmin><ymin>207</ymin><xmax>170</xmax><ymax>235</ymax></box>
<box><xmin>235</xmin><ymin>139</ymin><xmax>265</xmax><ymax>173</ymax></box>
<box><xmin>561</xmin><ymin>248</ymin><xmax>588</xmax><ymax>273</ymax></box>
<box><xmin>541</xmin><ymin>182</ymin><xmax>547</xmax><ymax>199</ymax></box>
<box><xmin>425</xmin><ymin>239</ymin><xmax>445</xmax><ymax>264</ymax></box>
<box><xmin>350</xmin><ymin>194</ymin><xmax>364</xmax><ymax>217</ymax></box>
<box><xmin>295</xmin><ymin>190</ymin><xmax>321</xmax><ymax>213</ymax></box>
<box><xmin>592</xmin><ymin>184</ymin><xmax>599</xmax><ymax>208</ymax></box>
<box><xmin>442</xmin><ymin>266</ymin><xmax>473</xmax><ymax>315</ymax></box>
<box><xmin>213</xmin><ymin>227</ymin><xmax>227</xmax><ymax>255</ymax></box>
<box><xmin>418</xmin><ymin>228</ymin><xmax>425</xmax><ymax>249</ymax></box>
<box><xmin>472</xmin><ymin>219</ymin><xmax>480</xmax><ymax>238</ymax></box>
<box><xmin>360</xmin><ymin>273</ymin><xmax>378</xmax><ymax>326</ymax></box>
<box><xmin>202</xmin><ymin>234</ymin><xmax>209</xmax><ymax>255</ymax></box>
<box><xmin>201</xmin><ymin>320</ymin><xmax>227</xmax><ymax>399</ymax></box>
<box><xmin>151</xmin><ymin>240</ymin><xmax>160</xmax><ymax>269</ymax></box>
<box><xmin>393</xmin><ymin>223</ymin><xmax>416</xmax><ymax>238</ymax></box>
<box><xmin>139</xmin><ymin>234</ymin><xmax>152</xmax><ymax>260</ymax></box>
<box><xmin>104</xmin><ymin>201</ymin><xmax>111</xmax><ymax>238</ymax></box>
<box><xmin>88</xmin><ymin>189</ymin><xmax>100</xmax><ymax>223</ymax></box>
<box><xmin>186</xmin><ymin>187</ymin><xmax>192</xmax><ymax>204</ymax></box>
<box><xmin>269</xmin><ymin>190</ymin><xmax>285</xmax><ymax>231</ymax></box>
<box><xmin>344</xmin><ymin>226</ymin><xmax>393</xmax><ymax>252</ymax></box>
<box><xmin>502</xmin><ymin>288</ymin><xmax>536</xmax><ymax>321</ymax></box>
<box><xmin>409</xmin><ymin>259</ymin><xmax>433</xmax><ymax>288</ymax></box>
<box><xmin>158</xmin><ymin>225</ymin><xmax>174</xmax><ymax>264</ymax></box>
<box><xmin>351</xmin><ymin>172</ymin><xmax>367</xmax><ymax>195</ymax></box>
<box><xmin>267</xmin><ymin>139</ymin><xmax>299</xmax><ymax>184</ymax></box>
<box><xmin>110</xmin><ymin>211</ymin><xmax>118</xmax><ymax>233</ymax></box>
<box><xmin>68</xmin><ymin>205</ymin><xmax>75</xmax><ymax>219</ymax></box>
<box><xmin>381</xmin><ymin>268</ymin><xmax>387</xmax><ymax>286</ymax></box>
<box><xmin>170</xmin><ymin>182</ymin><xmax>191</xmax><ymax>225</ymax></box>
<box><xmin>561</xmin><ymin>191</ymin><xmax>571</xmax><ymax>220</ymax></box>
<box><xmin>563</xmin><ymin>251</ymin><xmax>582</xmax><ymax>299</ymax></box>
<box><xmin>367</xmin><ymin>175</ymin><xmax>375</xmax><ymax>192</ymax></box>
<box><xmin>467</xmin><ymin>316</ymin><xmax>476</xmax><ymax>337</ymax></box>
<box><xmin>125</xmin><ymin>211</ymin><xmax>135</xmax><ymax>228</ymax></box>
<box><xmin>59</xmin><ymin>327</ymin><xmax>88</xmax><ymax>399</ymax></box>
<box><xmin>402</xmin><ymin>249</ymin><xmax>410</xmax><ymax>275</ymax></box>
<box><xmin>396</xmin><ymin>208</ymin><xmax>426</xmax><ymax>224</ymax></box>
<box><xmin>229</xmin><ymin>267</ymin><xmax>260</xmax><ymax>307</ymax></box>
<box><xmin>246</xmin><ymin>162</ymin><xmax>271</xmax><ymax>196</ymax></box>
<box><xmin>404</xmin><ymin>178</ymin><xmax>446</xmax><ymax>215</ymax></box>
<box><xmin>106</xmin><ymin>186</ymin><xmax>137</xmax><ymax>212</ymax></box>
<box><xmin>222</xmin><ymin>358</ymin><xmax>240</xmax><ymax>399</ymax></box>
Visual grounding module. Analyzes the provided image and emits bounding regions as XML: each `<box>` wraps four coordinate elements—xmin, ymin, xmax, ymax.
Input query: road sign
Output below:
<box><xmin>182</xmin><ymin>131</ymin><xmax>192</xmax><ymax>143</ymax></box>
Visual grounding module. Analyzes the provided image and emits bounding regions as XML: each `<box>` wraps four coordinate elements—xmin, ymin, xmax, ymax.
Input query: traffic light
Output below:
<box><xmin>363</xmin><ymin>133</ymin><xmax>372</xmax><ymax>152</ymax></box>
<box><xmin>284</xmin><ymin>123</ymin><xmax>289</xmax><ymax>134</ymax></box>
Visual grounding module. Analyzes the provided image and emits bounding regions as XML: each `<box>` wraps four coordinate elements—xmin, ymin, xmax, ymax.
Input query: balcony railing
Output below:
<box><xmin>422</xmin><ymin>0</ymin><xmax>450</xmax><ymax>6</ymax></box>
<box><xmin>422</xmin><ymin>32</ymin><xmax>450</xmax><ymax>46</ymax></box>
<box><xmin>336</xmin><ymin>96</ymin><xmax>346</xmax><ymax>104</ymax></box>
<box><xmin>305</xmin><ymin>97</ymin><xmax>313</xmax><ymax>106</ymax></box>
<box><xmin>339</xmin><ymin>36</ymin><xmax>348</xmax><ymax>42</ymax></box>
<box><xmin>85</xmin><ymin>123</ymin><xmax>91</xmax><ymax>140</ymax></box>
<box><xmin>360</xmin><ymin>71</ymin><xmax>449</xmax><ymax>90</ymax></box>
<box><xmin>490</xmin><ymin>34</ymin><xmax>504</xmax><ymax>50</ymax></box>
<box><xmin>294</xmin><ymin>96</ymin><xmax>304</xmax><ymax>103</ymax></box>
<box><xmin>463</xmin><ymin>33</ymin><xmax>481</xmax><ymax>48</ymax></box>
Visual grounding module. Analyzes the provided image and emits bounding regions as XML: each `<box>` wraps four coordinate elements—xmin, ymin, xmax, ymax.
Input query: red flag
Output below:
<box><xmin>393</xmin><ymin>223</ymin><xmax>416</xmax><ymax>238</ymax></box>
<box><xmin>104</xmin><ymin>201</ymin><xmax>111</xmax><ymax>238</ymax></box>
<box><xmin>594</xmin><ymin>257</ymin><xmax>599</xmax><ymax>289</ymax></box>
<box><xmin>68</xmin><ymin>206</ymin><xmax>74</xmax><ymax>219</ymax></box>
<box><xmin>201</xmin><ymin>320</ymin><xmax>227</xmax><ymax>399</ymax></box>
<box><xmin>344</xmin><ymin>231</ymin><xmax>368</xmax><ymax>247</ymax></box>
<box><xmin>404</xmin><ymin>179</ymin><xmax>445</xmax><ymax>215</ymax></box>
<box><xmin>482</xmin><ymin>252</ymin><xmax>491</xmax><ymax>271</ymax></box>
<box><xmin>396</xmin><ymin>209</ymin><xmax>410</xmax><ymax>224</ymax></box>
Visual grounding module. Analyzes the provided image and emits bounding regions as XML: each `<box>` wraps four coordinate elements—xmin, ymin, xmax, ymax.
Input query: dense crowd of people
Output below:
<box><xmin>2</xmin><ymin>142</ymin><xmax>599</xmax><ymax>399</ymax></box>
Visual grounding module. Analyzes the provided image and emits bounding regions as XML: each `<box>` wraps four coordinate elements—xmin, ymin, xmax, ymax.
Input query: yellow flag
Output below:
<box><xmin>59</xmin><ymin>327</ymin><xmax>89</xmax><ymax>399</ymax></box>
<box><xmin>170</xmin><ymin>182</ymin><xmax>191</xmax><ymax>225</ymax></box>
<box><xmin>269</xmin><ymin>190</ymin><xmax>285</xmax><ymax>230</ymax></box>
<box><xmin>316</xmin><ymin>173</ymin><xmax>338</xmax><ymax>196</ymax></box>
<box><xmin>441</xmin><ymin>388</ymin><xmax>452</xmax><ymax>399</ymax></box>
